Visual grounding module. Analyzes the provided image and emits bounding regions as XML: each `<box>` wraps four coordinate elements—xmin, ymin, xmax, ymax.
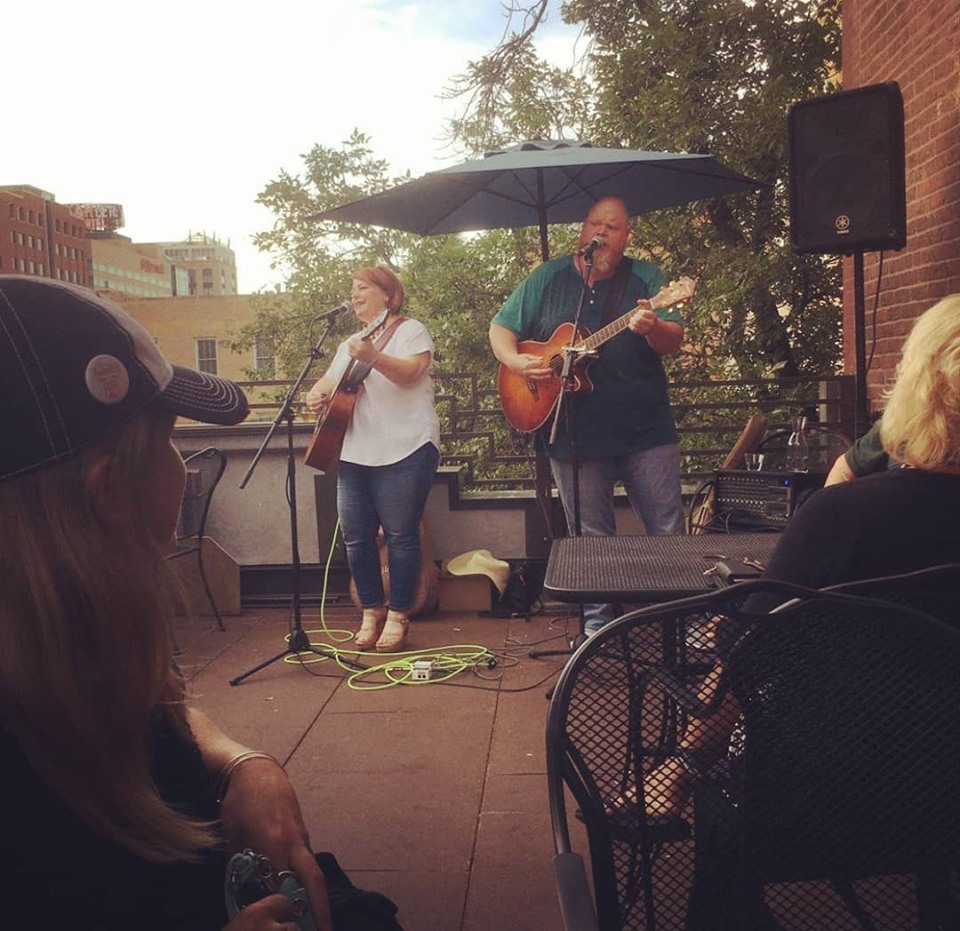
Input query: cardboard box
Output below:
<box><xmin>438</xmin><ymin>573</ymin><xmax>494</xmax><ymax>612</ymax></box>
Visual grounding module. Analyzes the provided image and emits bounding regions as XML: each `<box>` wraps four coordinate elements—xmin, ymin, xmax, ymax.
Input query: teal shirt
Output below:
<box><xmin>493</xmin><ymin>255</ymin><xmax>682</xmax><ymax>460</ymax></box>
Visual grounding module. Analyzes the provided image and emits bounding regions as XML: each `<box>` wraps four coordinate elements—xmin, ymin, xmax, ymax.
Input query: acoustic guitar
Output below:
<box><xmin>497</xmin><ymin>277</ymin><xmax>698</xmax><ymax>433</ymax></box>
<box><xmin>303</xmin><ymin>309</ymin><xmax>389</xmax><ymax>472</ymax></box>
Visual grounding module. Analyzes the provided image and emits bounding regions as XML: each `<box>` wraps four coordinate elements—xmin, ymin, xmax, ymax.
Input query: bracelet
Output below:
<box><xmin>216</xmin><ymin>750</ymin><xmax>279</xmax><ymax>803</ymax></box>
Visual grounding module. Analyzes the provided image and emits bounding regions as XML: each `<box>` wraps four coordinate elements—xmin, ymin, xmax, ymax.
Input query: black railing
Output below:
<box><xmin>239</xmin><ymin>373</ymin><xmax>856</xmax><ymax>494</ymax></box>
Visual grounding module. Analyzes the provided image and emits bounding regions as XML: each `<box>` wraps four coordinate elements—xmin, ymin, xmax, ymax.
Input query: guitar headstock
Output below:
<box><xmin>650</xmin><ymin>276</ymin><xmax>698</xmax><ymax>311</ymax></box>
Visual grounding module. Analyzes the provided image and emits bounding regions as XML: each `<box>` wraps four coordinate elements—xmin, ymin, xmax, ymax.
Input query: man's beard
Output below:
<box><xmin>592</xmin><ymin>249</ymin><xmax>623</xmax><ymax>277</ymax></box>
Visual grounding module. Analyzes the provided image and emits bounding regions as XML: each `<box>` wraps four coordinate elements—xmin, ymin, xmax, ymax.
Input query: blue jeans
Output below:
<box><xmin>550</xmin><ymin>443</ymin><xmax>685</xmax><ymax>633</ymax></box>
<box><xmin>337</xmin><ymin>443</ymin><xmax>440</xmax><ymax>613</ymax></box>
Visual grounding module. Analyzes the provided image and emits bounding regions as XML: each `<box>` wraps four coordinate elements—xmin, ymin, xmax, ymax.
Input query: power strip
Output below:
<box><xmin>410</xmin><ymin>659</ymin><xmax>437</xmax><ymax>681</ymax></box>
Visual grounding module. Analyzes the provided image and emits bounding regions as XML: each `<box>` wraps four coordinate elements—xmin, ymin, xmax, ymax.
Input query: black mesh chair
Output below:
<box><xmin>169</xmin><ymin>446</ymin><xmax>227</xmax><ymax>631</ymax></box>
<box><xmin>825</xmin><ymin>563</ymin><xmax>960</xmax><ymax>627</ymax></box>
<box><xmin>547</xmin><ymin>579</ymin><xmax>960</xmax><ymax>930</ymax></box>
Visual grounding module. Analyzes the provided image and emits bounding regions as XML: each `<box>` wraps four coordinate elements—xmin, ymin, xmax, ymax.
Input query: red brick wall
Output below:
<box><xmin>841</xmin><ymin>0</ymin><xmax>960</xmax><ymax>412</ymax></box>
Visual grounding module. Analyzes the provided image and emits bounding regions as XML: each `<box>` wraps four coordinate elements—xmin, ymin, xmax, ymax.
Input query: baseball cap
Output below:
<box><xmin>0</xmin><ymin>275</ymin><xmax>249</xmax><ymax>482</ymax></box>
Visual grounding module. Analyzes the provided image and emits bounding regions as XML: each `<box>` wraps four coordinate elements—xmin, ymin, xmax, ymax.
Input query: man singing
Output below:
<box><xmin>489</xmin><ymin>196</ymin><xmax>686</xmax><ymax>634</ymax></box>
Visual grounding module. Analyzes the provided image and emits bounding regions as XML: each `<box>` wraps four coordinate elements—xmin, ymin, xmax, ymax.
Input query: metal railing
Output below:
<box><xmin>238</xmin><ymin>372</ymin><xmax>856</xmax><ymax>495</ymax></box>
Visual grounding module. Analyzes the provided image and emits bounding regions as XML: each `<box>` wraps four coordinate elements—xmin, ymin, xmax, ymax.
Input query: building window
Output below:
<box><xmin>196</xmin><ymin>338</ymin><xmax>218</xmax><ymax>375</ymax></box>
<box><xmin>254</xmin><ymin>338</ymin><xmax>276</xmax><ymax>378</ymax></box>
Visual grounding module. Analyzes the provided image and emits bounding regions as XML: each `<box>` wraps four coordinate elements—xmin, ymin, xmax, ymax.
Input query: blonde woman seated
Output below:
<box><xmin>648</xmin><ymin>292</ymin><xmax>960</xmax><ymax>819</ymax></box>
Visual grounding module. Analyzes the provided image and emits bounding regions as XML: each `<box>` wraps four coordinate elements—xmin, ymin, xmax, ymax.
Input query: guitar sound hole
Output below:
<box><xmin>548</xmin><ymin>354</ymin><xmax>564</xmax><ymax>376</ymax></box>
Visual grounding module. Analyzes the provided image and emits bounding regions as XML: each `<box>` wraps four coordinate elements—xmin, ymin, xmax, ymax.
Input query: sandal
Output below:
<box><xmin>375</xmin><ymin>610</ymin><xmax>409</xmax><ymax>653</ymax></box>
<box><xmin>354</xmin><ymin>607</ymin><xmax>387</xmax><ymax>650</ymax></box>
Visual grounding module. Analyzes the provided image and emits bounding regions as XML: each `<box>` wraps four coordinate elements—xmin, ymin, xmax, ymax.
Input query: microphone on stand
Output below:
<box><xmin>577</xmin><ymin>236</ymin><xmax>603</xmax><ymax>259</ymax></box>
<box><xmin>314</xmin><ymin>300</ymin><xmax>353</xmax><ymax>321</ymax></box>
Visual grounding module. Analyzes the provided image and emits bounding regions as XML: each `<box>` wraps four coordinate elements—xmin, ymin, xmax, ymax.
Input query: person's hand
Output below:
<box><xmin>628</xmin><ymin>301</ymin><xmax>659</xmax><ymax>336</ymax></box>
<box><xmin>508</xmin><ymin>351</ymin><xmax>555</xmax><ymax>380</ymax></box>
<box><xmin>304</xmin><ymin>382</ymin><xmax>330</xmax><ymax>415</ymax></box>
<box><xmin>346</xmin><ymin>334</ymin><xmax>378</xmax><ymax>365</ymax></box>
<box><xmin>223</xmin><ymin>893</ymin><xmax>304</xmax><ymax>931</ymax></box>
<box><xmin>220</xmin><ymin>758</ymin><xmax>333</xmax><ymax>931</ymax></box>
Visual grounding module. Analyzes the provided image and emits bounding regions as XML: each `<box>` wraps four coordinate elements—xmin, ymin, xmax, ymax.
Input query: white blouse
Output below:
<box><xmin>325</xmin><ymin>318</ymin><xmax>441</xmax><ymax>467</ymax></box>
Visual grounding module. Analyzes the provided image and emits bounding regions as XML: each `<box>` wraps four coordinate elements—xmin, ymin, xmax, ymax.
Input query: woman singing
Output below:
<box><xmin>305</xmin><ymin>266</ymin><xmax>441</xmax><ymax>653</ymax></box>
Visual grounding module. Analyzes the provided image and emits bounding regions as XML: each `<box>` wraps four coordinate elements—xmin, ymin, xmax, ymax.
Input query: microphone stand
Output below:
<box><xmin>532</xmin><ymin>250</ymin><xmax>597</xmax><ymax>660</ymax></box>
<box><xmin>229</xmin><ymin>312</ymin><xmax>340</xmax><ymax>686</ymax></box>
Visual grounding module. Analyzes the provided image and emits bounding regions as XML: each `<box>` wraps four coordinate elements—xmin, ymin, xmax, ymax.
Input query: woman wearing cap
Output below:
<box><xmin>305</xmin><ymin>266</ymin><xmax>441</xmax><ymax>653</ymax></box>
<box><xmin>0</xmin><ymin>277</ymin><xmax>402</xmax><ymax>930</ymax></box>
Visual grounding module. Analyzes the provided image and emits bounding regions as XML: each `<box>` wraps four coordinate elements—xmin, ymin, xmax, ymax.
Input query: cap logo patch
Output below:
<box><xmin>85</xmin><ymin>354</ymin><xmax>130</xmax><ymax>405</ymax></box>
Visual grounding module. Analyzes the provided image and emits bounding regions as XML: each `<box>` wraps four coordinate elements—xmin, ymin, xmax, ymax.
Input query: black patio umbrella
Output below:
<box><xmin>311</xmin><ymin>138</ymin><xmax>763</xmax><ymax>260</ymax></box>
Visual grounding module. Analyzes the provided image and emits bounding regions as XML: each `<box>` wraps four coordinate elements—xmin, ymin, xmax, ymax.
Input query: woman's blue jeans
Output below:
<box><xmin>337</xmin><ymin>443</ymin><xmax>440</xmax><ymax>613</ymax></box>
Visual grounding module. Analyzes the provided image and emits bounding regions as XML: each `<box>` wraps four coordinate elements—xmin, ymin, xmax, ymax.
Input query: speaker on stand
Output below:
<box><xmin>788</xmin><ymin>81</ymin><xmax>907</xmax><ymax>435</ymax></box>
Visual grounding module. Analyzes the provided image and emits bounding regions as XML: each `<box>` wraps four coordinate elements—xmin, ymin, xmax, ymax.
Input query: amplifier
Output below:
<box><xmin>713</xmin><ymin>469</ymin><xmax>826</xmax><ymax>527</ymax></box>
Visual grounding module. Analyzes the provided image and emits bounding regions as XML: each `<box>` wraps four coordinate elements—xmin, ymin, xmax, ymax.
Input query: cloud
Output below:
<box><xmin>7</xmin><ymin>0</ymin><xmax>577</xmax><ymax>292</ymax></box>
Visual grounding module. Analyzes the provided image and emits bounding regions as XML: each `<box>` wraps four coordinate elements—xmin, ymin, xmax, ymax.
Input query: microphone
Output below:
<box><xmin>577</xmin><ymin>236</ymin><xmax>603</xmax><ymax>258</ymax></box>
<box><xmin>314</xmin><ymin>300</ymin><xmax>353</xmax><ymax>321</ymax></box>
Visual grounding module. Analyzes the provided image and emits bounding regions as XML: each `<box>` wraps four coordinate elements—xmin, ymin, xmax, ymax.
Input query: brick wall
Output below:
<box><xmin>841</xmin><ymin>0</ymin><xmax>960</xmax><ymax>412</ymax></box>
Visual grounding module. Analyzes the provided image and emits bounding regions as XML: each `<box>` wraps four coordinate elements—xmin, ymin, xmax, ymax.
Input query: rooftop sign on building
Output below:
<box><xmin>66</xmin><ymin>203</ymin><xmax>126</xmax><ymax>233</ymax></box>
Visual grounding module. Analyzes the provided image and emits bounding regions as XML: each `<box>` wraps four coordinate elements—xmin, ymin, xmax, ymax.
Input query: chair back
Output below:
<box><xmin>176</xmin><ymin>447</ymin><xmax>226</xmax><ymax>549</ymax></box>
<box><xmin>547</xmin><ymin>580</ymin><xmax>960</xmax><ymax>930</ymax></box>
<box><xmin>824</xmin><ymin>562</ymin><xmax>960</xmax><ymax>627</ymax></box>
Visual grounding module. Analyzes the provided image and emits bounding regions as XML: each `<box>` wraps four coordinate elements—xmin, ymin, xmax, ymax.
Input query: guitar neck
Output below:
<box><xmin>578</xmin><ymin>277</ymin><xmax>694</xmax><ymax>351</ymax></box>
<box><xmin>581</xmin><ymin>310</ymin><xmax>635</xmax><ymax>351</ymax></box>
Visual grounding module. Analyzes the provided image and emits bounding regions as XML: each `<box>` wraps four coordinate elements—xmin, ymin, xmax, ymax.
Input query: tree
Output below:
<box><xmin>445</xmin><ymin>0</ymin><xmax>844</xmax><ymax>379</ymax></box>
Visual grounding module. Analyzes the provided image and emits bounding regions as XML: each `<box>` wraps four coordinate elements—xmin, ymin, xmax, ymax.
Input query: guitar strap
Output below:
<box><xmin>347</xmin><ymin>315</ymin><xmax>406</xmax><ymax>385</ymax></box>
<box><xmin>599</xmin><ymin>257</ymin><xmax>634</xmax><ymax>327</ymax></box>
<box><xmin>372</xmin><ymin>314</ymin><xmax>406</xmax><ymax>353</ymax></box>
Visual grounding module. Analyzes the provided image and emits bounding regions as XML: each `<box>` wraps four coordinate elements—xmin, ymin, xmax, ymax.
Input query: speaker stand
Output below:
<box><xmin>852</xmin><ymin>250</ymin><xmax>869</xmax><ymax>437</ymax></box>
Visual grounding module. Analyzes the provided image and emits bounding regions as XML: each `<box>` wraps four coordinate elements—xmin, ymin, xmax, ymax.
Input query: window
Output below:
<box><xmin>196</xmin><ymin>338</ymin><xmax>218</xmax><ymax>374</ymax></box>
<box><xmin>254</xmin><ymin>338</ymin><xmax>275</xmax><ymax>378</ymax></box>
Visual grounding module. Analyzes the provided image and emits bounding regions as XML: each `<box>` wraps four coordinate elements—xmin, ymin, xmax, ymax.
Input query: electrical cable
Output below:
<box><xmin>271</xmin><ymin>514</ymin><xmax>573</xmax><ymax>691</ymax></box>
<box><xmin>864</xmin><ymin>250</ymin><xmax>886</xmax><ymax>380</ymax></box>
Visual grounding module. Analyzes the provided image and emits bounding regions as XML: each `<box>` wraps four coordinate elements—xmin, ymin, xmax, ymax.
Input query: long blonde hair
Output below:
<box><xmin>881</xmin><ymin>294</ymin><xmax>960</xmax><ymax>469</ymax></box>
<box><xmin>0</xmin><ymin>407</ymin><xmax>218</xmax><ymax>861</ymax></box>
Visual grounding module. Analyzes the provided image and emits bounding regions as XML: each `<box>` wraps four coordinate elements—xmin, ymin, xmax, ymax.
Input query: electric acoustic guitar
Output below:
<box><xmin>303</xmin><ymin>308</ymin><xmax>390</xmax><ymax>472</ymax></box>
<box><xmin>498</xmin><ymin>276</ymin><xmax>697</xmax><ymax>433</ymax></box>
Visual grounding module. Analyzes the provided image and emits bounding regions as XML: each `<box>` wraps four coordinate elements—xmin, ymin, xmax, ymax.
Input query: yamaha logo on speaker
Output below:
<box><xmin>835</xmin><ymin>214</ymin><xmax>851</xmax><ymax>235</ymax></box>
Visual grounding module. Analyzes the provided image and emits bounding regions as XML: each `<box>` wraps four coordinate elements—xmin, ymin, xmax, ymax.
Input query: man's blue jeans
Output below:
<box><xmin>550</xmin><ymin>443</ymin><xmax>685</xmax><ymax>634</ymax></box>
<box><xmin>337</xmin><ymin>443</ymin><xmax>440</xmax><ymax>613</ymax></box>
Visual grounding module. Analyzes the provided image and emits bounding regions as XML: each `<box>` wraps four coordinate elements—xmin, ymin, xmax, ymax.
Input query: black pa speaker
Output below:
<box><xmin>789</xmin><ymin>82</ymin><xmax>906</xmax><ymax>254</ymax></box>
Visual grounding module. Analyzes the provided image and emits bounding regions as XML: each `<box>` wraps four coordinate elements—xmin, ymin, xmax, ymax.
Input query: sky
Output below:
<box><xmin>7</xmin><ymin>1</ymin><xmax>579</xmax><ymax>294</ymax></box>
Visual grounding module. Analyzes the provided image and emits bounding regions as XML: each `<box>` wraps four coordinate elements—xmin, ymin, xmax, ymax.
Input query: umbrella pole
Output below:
<box><xmin>536</xmin><ymin>173</ymin><xmax>550</xmax><ymax>262</ymax></box>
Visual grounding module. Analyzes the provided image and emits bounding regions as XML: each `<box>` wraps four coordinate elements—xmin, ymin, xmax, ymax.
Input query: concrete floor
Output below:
<box><xmin>174</xmin><ymin>601</ymin><xmax>587</xmax><ymax>931</ymax></box>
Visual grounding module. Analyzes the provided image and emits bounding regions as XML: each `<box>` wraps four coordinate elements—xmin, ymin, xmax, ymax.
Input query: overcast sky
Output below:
<box><xmin>7</xmin><ymin>1</ymin><xmax>578</xmax><ymax>293</ymax></box>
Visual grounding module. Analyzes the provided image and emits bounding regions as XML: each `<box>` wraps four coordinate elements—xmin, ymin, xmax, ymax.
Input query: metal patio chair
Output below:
<box><xmin>547</xmin><ymin>579</ymin><xmax>960</xmax><ymax>930</ymax></box>
<box><xmin>169</xmin><ymin>446</ymin><xmax>227</xmax><ymax>631</ymax></box>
